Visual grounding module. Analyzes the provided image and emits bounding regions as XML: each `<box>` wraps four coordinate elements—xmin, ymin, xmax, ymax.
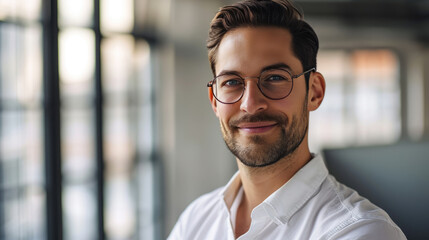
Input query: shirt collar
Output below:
<box><xmin>220</xmin><ymin>171</ymin><xmax>242</xmax><ymax>209</ymax></box>
<box><xmin>221</xmin><ymin>154</ymin><xmax>329</xmax><ymax>225</ymax></box>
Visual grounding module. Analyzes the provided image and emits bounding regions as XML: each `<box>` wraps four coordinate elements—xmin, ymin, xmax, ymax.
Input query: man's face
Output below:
<box><xmin>209</xmin><ymin>27</ymin><xmax>311</xmax><ymax>167</ymax></box>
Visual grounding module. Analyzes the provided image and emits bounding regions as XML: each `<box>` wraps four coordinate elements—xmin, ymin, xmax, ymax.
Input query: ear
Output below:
<box><xmin>307</xmin><ymin>71</ymin><xmax>326</xmax><ymax>112</ymax></box>
<box><xmin>208</xmin><ymin>87</ymin><xmax>219</xmax><ymax>117</ymax></box>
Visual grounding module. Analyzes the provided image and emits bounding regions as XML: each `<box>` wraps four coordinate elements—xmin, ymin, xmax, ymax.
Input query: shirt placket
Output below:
<box><xmin>237</xmin><ymin>205</ymin><xmax>271</xmax><ymax>240</ymax></box>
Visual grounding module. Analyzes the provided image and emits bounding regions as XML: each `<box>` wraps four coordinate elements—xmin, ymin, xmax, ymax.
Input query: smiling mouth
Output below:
<box><xmin>236</xmin><ymin>122</ymin><xmax>278</xmax><ymax>134</ymax></box>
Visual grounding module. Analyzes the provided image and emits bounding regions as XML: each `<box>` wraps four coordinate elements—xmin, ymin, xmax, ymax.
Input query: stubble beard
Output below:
<box><xmin>220</xmin><ymin>100</ymin><xmax>309</xmax><ymax>168</ymax></box>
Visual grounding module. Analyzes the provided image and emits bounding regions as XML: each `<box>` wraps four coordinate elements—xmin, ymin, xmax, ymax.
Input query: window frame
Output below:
<box><xmin>0</xmin><ymin>0</ymin><xmax>161</xmax><ymax>239</ymax></box>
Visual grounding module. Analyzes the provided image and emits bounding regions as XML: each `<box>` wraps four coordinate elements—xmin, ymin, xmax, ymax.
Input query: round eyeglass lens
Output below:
<box><xmin>213</xmin><ymin>73</ymin><xmax>244</xmax><ymax>103</ymax></box>
<box><xmin>258</xmin><ymin>69</ymin><xmax>293</xmax><ymax>99</ymax></box>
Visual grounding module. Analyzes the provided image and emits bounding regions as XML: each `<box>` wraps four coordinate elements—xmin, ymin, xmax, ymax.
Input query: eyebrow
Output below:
<box><xmin>217</xmin><ymin>63</ymin><xmax>292</xmax><ymax>77</ymax></box>
<box><xmin>261</xmin><ymin>63</ymin><xmax>292</xmax><ymax>72</ymax></box>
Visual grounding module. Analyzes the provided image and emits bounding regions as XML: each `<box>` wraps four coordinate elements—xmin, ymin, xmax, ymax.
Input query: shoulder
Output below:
<box><xmin>327</xmin><ymin>218</ymin><xmax>407</xmax><ymax>240</ymax></box>
<box><xmin>181</xmin><ymin>186</ymin><xmax>224</xmax><ymax>217</ymax></box>
<box><xmin>318</xmin><ymin>175</ymin><xmax>406</xmax><ymax>240</ymax></box>
<box><xmin>167</xmin><ymin>187</ymin><xmax>225</xmax><ymax>239</ymax></box>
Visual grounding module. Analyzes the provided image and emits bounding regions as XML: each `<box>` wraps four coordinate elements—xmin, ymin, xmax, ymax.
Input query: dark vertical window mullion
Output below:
<box><xmin>42</xmin><ymin>0</ymin><xmax>62</xmax><ymax>239</ymax></box>
<box><xmin>93</xmin><ymin>0</ymin><xmax>105</xmax><ymax>239</ymax></box>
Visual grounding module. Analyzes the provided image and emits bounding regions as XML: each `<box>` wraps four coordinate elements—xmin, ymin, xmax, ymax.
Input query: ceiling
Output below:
<box><xmin>300</xmin><ymin>0</ymin><xmax>429</xmax><ymax>44</ymax></box>
<box><xmin>219</xmin><ymin>0</ymin><xmax>429</xmax><ymax>44</ymax></box>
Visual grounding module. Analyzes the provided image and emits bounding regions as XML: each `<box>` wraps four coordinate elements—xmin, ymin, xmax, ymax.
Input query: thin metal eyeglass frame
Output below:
<box><xmin>207</xmin><ymin>67</ymin><xmax>316</xmax><ymax>104</ymax></box>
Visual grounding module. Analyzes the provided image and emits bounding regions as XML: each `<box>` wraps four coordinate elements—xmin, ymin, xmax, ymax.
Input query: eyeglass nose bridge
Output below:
<box><xmin>243</xmin><ymin>76</ymin><xmax>260</xmax><ymax>81</ymax></box>
<box><xmin>241</xmin><ymin>76</ymin><xmax>266</xmax><ymax>97</ymax></box>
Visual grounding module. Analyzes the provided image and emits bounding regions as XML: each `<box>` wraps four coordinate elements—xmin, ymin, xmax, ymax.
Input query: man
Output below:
<box><xmin>168</xmin><ymin>0</ymin><xmax>406</xmax><ymax>239</ymax></box>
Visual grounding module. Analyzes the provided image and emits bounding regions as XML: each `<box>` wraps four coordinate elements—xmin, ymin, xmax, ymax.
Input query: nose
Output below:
<box><xmin>240</xmin><ymin>80</ymin><xmax>268</xmax><ymax>114</ymax></box>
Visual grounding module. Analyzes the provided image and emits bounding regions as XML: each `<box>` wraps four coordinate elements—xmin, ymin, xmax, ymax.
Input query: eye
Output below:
<box><xmin>266</xmin><ymin>75</ymin><xmax>287</xmax><ymax>81</ymax></box>
<box><xmin>261</xmin><ymin>69</ymin><xmax>292</xmax><ymax>83</ymax></box>
<box><xmin>263</xmin><ymin>74</ymin><xmax>290</xmax><ymax>83</ymax></box>
<box><xmin>223</xmin><ymin>79</ymin><xmax>243</xmax><ymax>87</ymax></box>
<box><xmin>217</xmin><ymin>75</ymin><xmax>244</xmax><ymax>88</ymax></box>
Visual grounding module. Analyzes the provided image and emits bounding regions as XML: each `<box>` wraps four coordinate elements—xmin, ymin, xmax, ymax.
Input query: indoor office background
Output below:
<box><xmin>0</xmin><ymin>0</ymin><xmax>428</xmax><ymax>240</ymax></box>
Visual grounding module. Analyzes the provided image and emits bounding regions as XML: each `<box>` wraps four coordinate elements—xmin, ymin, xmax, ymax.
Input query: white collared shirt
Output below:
<box><xmin>168</xmin><ymin>155</ymin><xmax>406</xmax><ymax>240</ymax></box>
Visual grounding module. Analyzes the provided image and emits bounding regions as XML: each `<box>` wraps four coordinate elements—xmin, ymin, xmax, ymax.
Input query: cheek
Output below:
<box><xmin>282</xmin><ymin>82</ymin><xmax>308</xmax><ymax>108</ymax></box>
<box><xmin>216</xmin><ymin>104</ymin><xmax>238</xmax><ymax>124</ymax></box>
<box><xmin>271</xmin><ymin>98</ymin><xmax>295</xmax><ymax>111</ymax></box>
<box><xmin>271</xmin><ymin>94</ymin><xmax>306</xmax><ymax>116</ymax></box>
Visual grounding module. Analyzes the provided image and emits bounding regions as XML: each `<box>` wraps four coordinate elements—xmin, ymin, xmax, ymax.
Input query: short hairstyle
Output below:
<box><xmin>207</xmin><ymin>0</ymin><xmax>319</xmax><ymax>87</ymax></box>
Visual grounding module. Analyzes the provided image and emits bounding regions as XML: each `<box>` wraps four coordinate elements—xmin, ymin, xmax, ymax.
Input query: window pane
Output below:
<box><xmin>60</xmin><ymin>26</ymin><xmax>97</xmax><ymax>240</ymax></box>
<box><xmin>104</xmin><ymin>107</ymin><xmax>135</xmax><ymax>168</ymax></box>
<box><xmin>135</xmin><ymin>40</ymin><xmax>153</xmax><ymax>154</ymax></box>
<box><xmin>0</xmin><ymin>23</ymin><xmax>18</xmax><ymax>101</ymax></box>
<box><xmin>58</xmin><ymin>0</ymin><xmax>94</xmax><ymax>27</ymax></box>
<box><xmin>0</xmin><ymin>0</ymin><xmax>41</xmax><ymax>21</ymax></box>
<box><xmin>105</xmin><ymin>175</ymin><xmax>137</xmax><ymax>239</ymax></box>
<box><xmin>61</xmin><ymin>108</ymin><xmax>96</xmax><ymax>182</ymax></box>
<box><xmin>59</xmin><ymin>28</ymin><xmax>95</xmax><ymax>98</ymax></box>
<box><xmin>102</xmin><ymin>35</ymin><xmax>135</xmax><ymax>95</ymax></box>
<box><xmin>22</xmin><ymin>110</ymin><xmax>45</xmax><ymax>186</ymax></box>
<box><xmin>2</xmin><ymin>190</ymin><xmax>46</xmax><ymax>239</ymax></box>
<box><xmin>310</xmin><ymin>49</ymin><xmax>401</xmax><ymax>151</ymax></box>
<box><xmin>0</xmin><ymin>17</ymin><xmax>45</xmax><ymax>239</ymax></box>
<box><xmin>19</xmin><ymin>26</ymin><xmax>43</xmax><ymax>105</ymax></box>
<box><xmin>351</xmin><ymin>50</ymin><xmax>401</xmax><ymax>143</ymax></box>
<box><xmin>102</xmin><ymin>35</ymin><xmax>137</xmax><ymax>239</ymax></box>
<box><xmin>1</xmin><ymin>110</ymin><xmax>24</xmax><ymax>195</ymax></box>
<box><xmin>63</xmin><ymin>183</ymin><xmax>97</xmax><ymax>240</ymax></box>
<box><xmin>101</xmin><ymin>0</ymin><xmax>134</xmax><ymax>34</ymax></box>
<box><xmin>310</xmin><ymin>51</ymin><xmax>348</xmax><ymax>147</ymax></box>
<box><xmin>2</xmin><ymin>187</ymin><xmax>46</xmax><ymax>239</ymax></box>
<box><xmin>0</xmin><ymin>109</ymin><xmax>46</xmax><ymax>239</ymax></box>
<box><xmin>0</xmin><ymin>24</ymin><xmax>43</xmax><ymax>105</ymax></box>
<box><xmin>135</xmin><ymin>40</ymin><xmax>157</xmax><ymax>239</ymax></box>
<box><xmin>138</xmin><ymin>161</ymin><xmax>155</xmax><ymax>240</ymax></box>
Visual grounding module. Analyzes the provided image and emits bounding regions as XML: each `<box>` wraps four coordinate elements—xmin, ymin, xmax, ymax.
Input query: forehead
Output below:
<box><xmin>215</xmin><ymin>27</ymin><xmax>301</xmax><ymax>76</ymax></box>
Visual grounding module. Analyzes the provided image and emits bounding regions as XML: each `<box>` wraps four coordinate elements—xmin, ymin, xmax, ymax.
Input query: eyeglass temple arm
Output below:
<box><xmin>292</xmin><ymin>67</ymin><xmax>316</xmax><ymax>78</ymax></box>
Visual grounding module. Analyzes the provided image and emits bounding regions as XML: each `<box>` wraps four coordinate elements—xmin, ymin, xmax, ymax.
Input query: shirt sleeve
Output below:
<box><xmin>167</xmin><ymin>197</ymin><xmax>199</xmax><ymax>240</ymax></box>
<box><xmin>167</xmin><ymin>207</ymin><xmax>190</xmax><ymax>240</ymax></box>
<box><xmin>167</xmin><ymin>219</ymin><xmax>182</xmax><ymax>240</ymax></box>
<box><xmin>167</xmin><ymin>187</ymin><xmax>225</xmax><ymax>240</ymax></box>
<box><xmin>328</xmin><ymin>218</ymin><xmax>407</xmax><ymax>240</ymax></box>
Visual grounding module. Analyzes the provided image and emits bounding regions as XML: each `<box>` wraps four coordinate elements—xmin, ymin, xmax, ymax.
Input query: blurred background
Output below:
<box><xmin>0</xmin><ymin>0</ymin><xmax>428</xmax><ymax>239</ymax></box>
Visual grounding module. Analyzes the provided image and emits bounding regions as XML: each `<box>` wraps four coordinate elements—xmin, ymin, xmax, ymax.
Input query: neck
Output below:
<box><xmin>233</xmin><ymin>142</ymin><xmax>312</xmax><ymax>238</ymax></box>
<box><xmin>237</xmin><ymin>144</ymin><xmax>312</xmax><ymax>212</ymax></box>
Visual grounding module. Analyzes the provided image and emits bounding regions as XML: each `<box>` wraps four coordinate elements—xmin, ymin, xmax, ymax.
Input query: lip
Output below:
<box><xmin>236</xmin><ymin>121</ymin><xmax>278</xmax><ymax>134</ymax></box>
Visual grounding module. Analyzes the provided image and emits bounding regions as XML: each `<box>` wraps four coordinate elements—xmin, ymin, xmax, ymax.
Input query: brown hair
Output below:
<box><xmin>207</xmin><ymin>0</ymin><xmax>318</xmax><ymax>87</ymax></box>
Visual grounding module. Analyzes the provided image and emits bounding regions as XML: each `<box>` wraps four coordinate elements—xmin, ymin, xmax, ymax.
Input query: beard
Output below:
<box><xmin>220</xmin><ymin>99</ymin><xmax>309</xmax><ymax>168</ymax></box>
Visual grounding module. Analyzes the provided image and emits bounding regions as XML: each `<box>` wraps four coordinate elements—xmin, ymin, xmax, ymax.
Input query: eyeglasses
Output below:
<box><xmin>207</xmin><ymin>67</ymin><xmax>315</xmax><ymax>104</ymax></box>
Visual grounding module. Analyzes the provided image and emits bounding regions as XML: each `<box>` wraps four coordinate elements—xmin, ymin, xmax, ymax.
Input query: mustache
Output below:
<box><xmin>229</xmin><ymin>113</ymin><xmax>288</xmax><ymax>128</ymax></box>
